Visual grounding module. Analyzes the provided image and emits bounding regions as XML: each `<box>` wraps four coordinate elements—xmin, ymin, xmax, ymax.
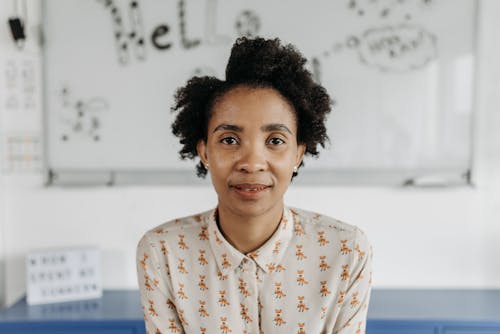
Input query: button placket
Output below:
<box><xmin>241</xmin><ymin>259</ymin><xmax>259</xmax><ymax>334</ymax></box>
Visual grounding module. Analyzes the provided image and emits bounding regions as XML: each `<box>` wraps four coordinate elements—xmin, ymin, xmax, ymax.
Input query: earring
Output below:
<box><xmin>293</xmin><ymin>166</ymin><xmax>298</xmax><ymax>173</ymax></box>
<box><xmin>205</xmin><ymin>163</ymin><xmax>209</xmax><ymax>170</ymax></box>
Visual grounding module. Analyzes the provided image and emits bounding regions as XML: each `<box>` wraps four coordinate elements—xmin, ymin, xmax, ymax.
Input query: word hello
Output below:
<box><xmin>99</xmin><ymin>0</ymin><xmax>260</xmax><ymax>65</ymax></box>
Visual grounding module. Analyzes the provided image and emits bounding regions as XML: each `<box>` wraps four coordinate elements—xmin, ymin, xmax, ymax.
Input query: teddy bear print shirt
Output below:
<box><xmin>136</xmin><ymin>206</ymin><xmax>373</xmax><ymax>334</ymax></box>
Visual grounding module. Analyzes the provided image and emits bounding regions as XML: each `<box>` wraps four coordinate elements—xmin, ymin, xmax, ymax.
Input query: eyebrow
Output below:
<box><xmin>261</xmin><ymin>123</ymin><xmax>292</xmax><ymax>135</ymax></box>
<box><xmin>213</xmin><ymin>123</ymin><xmax>292</xmax><ymax>135</ymax></box>
<box><xmin>213</xmin><ymin>124</ymin><xmax>243</xmax><ymax>133</ymax></box>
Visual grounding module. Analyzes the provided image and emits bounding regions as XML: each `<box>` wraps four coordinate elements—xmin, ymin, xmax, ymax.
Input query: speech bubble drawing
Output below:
<box><xmin>355</xmin><ymin>24</ymin><xmax>437</xmax><ymax>72</ymax></box>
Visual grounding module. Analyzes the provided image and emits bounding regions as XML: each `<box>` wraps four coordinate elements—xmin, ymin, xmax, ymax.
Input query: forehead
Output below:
<box><xmin>209</xmin><ymin>86</ymin><xmax>297</xmax><ymax>130</ymax></box>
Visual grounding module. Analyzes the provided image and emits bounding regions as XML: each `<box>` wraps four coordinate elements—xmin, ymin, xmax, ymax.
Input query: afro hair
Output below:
<box><xmin>171</xmin><ymin>37</ymin><xmax>332</xmax><ymax>178</ymax></box>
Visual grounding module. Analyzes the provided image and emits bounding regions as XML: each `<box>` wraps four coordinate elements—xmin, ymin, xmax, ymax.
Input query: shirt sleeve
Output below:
<box><xmin>333</xmin><ymin>228</ymin><xmax>373</xmax><ymax>334</ymax></box>
<box><xmin>136</xmin><ymin>233</ymin><xmax>185</xmax><ymax>334</ymax></box>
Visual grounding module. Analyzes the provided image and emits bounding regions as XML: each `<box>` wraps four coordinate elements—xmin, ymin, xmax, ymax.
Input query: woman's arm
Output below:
<box><xmin>137</xmin><ymin>234</ymin><xmax>185</xmax><ymax>334</ymax></box>
<box><xmin>333</xmin><ymin>229</ymin><xmax>373</xmax><ymax>334</ymax></box>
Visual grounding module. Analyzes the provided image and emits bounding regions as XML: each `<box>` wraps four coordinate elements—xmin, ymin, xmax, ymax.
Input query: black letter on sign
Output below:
<box><xmin>151</xmin><ymin>24</ymin><xmax>172</xmax><ymax>50</ymax></box>
<box><xmin>178</xmin><ymin>0</ymin><xmax>200</xmax><ymax>49</ymax></box>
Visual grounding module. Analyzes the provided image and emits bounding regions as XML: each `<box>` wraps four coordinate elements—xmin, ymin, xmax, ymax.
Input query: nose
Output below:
<box><xmin>236</xmin><ymin>143</ymin><xmax>268</xmax><ymax>173</ymax></box>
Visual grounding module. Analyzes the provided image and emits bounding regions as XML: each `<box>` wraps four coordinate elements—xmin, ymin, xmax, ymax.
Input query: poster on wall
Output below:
<box><xmin>0</xmin><ymin>1</ymin><xmax>44</xmax><ymax>175</ymax></box>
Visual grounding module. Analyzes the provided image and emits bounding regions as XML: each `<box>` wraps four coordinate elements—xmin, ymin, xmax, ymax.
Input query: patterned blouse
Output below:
<box><xmin>136</xmin><ymin>206</ymin><xmax>373</xmax><ymax>334</ymax></box>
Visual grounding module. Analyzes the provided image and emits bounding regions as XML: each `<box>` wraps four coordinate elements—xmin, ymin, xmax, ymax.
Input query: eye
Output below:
<box><xmin>268</xmin><ymin>137</ymin><xmax>285</xmax><ymax>145</ymax></box>
<box><xmin>220</xmin><ymin>136</ymin><xmax>239</xmax><ymax>145</ymax></box>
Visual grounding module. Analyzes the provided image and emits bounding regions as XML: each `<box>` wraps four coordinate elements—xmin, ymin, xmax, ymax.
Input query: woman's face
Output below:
<box><xmin>197</xmin><ymin>85</ymin><xmax>306</xmax><ymax>218</ymax></box>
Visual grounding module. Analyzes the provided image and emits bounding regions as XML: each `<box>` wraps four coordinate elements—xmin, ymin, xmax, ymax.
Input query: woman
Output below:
<box><xmin>137</xmin><ymin>37</ymin><xmax>373</xmax><ymax>334</ymax></box>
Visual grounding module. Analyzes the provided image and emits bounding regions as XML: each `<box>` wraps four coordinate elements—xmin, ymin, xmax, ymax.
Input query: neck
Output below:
<box><xmin>216</xmin><ymin>202</ymin><xmax>284</xmax><ymax>254</ymax></box>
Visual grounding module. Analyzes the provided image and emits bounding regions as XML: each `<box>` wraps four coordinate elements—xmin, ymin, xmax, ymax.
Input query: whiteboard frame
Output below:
<box><xmin>40</xmin><ymin>0</ymin><xmax>479</xmax><ymax>187</ymax></box>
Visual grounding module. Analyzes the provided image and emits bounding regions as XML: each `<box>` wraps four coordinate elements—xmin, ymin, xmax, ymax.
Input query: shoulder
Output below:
<box><xmin>136</xmin><ymin>209</ymin><xmax>214</xmax><ymax>251</ymax></box>
<box><xmin>289</xmin><ymin>206</ymin><xmax>371</xmax><ymax>247</ymax></box>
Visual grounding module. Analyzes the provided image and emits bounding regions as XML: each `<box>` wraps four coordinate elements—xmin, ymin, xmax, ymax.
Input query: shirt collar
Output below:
<box><xmin>206</xmin><ymin>206</ymin><xmax>294</xmax><ymax>275</ymax></box>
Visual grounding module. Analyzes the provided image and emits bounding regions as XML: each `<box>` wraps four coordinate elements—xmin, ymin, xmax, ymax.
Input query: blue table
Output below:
<box><xmin>368</xmin><ymin>289</ymin><xmax>500</xmax><ymax>334</ymax></box>
<box><xmin>1</xmin><ymin>289</ymin><xmax>499</xmax><ymax>333</ymax></box>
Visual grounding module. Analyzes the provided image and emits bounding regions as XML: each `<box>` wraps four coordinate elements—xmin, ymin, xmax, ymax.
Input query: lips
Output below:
<box><xmin>231</xmin><ymin>183</ymin><xmax>271</xmax><ymax>191</ymax></box>
<box><xmin>230</xmin><ymin>183</ymin><xmax>271</xmax><ymax>199</ymax></box>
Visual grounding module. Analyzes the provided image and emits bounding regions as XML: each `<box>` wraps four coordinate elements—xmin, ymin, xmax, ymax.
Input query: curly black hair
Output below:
<box><xmin>171</xmin><ymin>37</ymin><xmax>332</xmax><ymax>178</ymax></box>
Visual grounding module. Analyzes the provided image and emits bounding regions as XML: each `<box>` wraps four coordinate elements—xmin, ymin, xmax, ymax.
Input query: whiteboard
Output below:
<box><xmin>43</xmin><ymin>0</ymin><xmax>477</xmax><ymax>185</ymax></box>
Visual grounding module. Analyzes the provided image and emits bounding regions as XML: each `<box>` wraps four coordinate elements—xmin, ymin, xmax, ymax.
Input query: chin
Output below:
<box><xmin>227</xmin><ymin>199</ymin><xmax>282</xmax><ymax>218</ymax></box>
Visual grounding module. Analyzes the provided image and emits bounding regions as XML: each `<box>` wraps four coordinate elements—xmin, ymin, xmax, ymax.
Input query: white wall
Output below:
<box><xmin>0</xmin><ymin>176</ymin><xmax>6</xmax><ymax>309</ymax></box>
<box><xmin>1</xmin><ymin>0</ymin><xmax>500</xmax><ymax>308</ymax></box>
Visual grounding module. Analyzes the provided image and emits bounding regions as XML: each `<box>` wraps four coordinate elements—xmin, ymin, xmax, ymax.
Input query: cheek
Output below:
<box><xmin>209</xmin><ymin>150</ymin><xmax>234</xmax><ymax>167</ymax></box>
<box><xmin>272</xmin><ymin>156</ymin><xmax>296</xmax><ymax>178</ymax></box>
<box><xmin>277</xmin><ymin>150</ymin><xmax>299</xmax><ymax>167</ymax></box>
<box><xmin>207</xmin><ymin>151</ymin><xmax>234</xmax><ymax>179</ymax></box>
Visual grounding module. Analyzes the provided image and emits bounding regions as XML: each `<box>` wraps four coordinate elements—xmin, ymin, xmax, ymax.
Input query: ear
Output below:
<box><xmin>196</xmin><ymin>140</ymin><xmax>209</xmax><ymax>166</ymax></box>
<box><xmin>296</xmin><ymin>143</ymin><xmax>306</xmax><ymax>167</ymax></box>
